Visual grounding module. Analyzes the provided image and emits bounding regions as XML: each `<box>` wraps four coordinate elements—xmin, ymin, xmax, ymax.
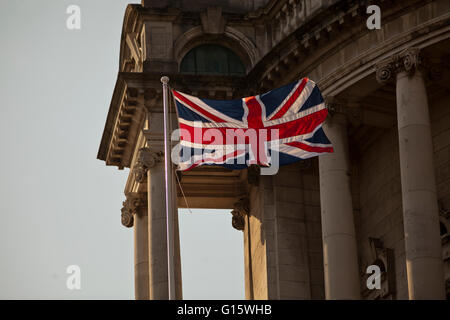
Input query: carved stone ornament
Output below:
<box><xmin>402</xmin><ymin>48</ymin><xmax>421</xmax><ymax>75</ymax></box>
<box><xmin>121</xmin><ymin>206</ymin><xmax>134</xmax><ymax>228</ymax></box>
<box><xmin>375</xmin><ymin>47</ymin><xmax>422</xmax><ymax>84</ymax></box>
<box><xmin>231</xmin><ymin>198</ymin><xmax>250</xmax><ymax>231</ymax></box>
<box><xmin>121</xmin><ymin>193</ymin><xmax>147</xmax><ymax>228</ymax></box>
<box><xmin>375</xmin><ymin>63</ymin><xmax>393</xmax><ymax>84</ymax></box>
<box><xmin>361</xmin><ymin>238</ymin><xmax>396</xmax><ymax>299</ymax></box>
<box><xmin>133</xmin><ymin>161</ymin><xmax>147</xmax><ymax>184</ymax></box>
<box><xmin>133</xmin><ymin>147</ymin><xmax>164</xmax><ymax>183</ymax></box>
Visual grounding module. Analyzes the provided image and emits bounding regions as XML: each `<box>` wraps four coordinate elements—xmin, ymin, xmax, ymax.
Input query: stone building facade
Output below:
<box><xmin>98</xmin><ymin>0</ymin><xmax>450</xmax><ymax>299</ymax></box>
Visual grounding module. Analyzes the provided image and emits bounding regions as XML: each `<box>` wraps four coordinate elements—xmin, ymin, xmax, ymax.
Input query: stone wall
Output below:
<box><xmin>431</xmin><ymin>96</ymin><xmax>450</xmax><ymax>217</ymax></box>
<box><xmin>352</xmin><ymin>94</ymin><xmax>450</xmax><ymax>300</ymax></box>
<box><xmin>430</xmin><ymin>94</ymin><xmax>450</xmax><ymax>295</ymax></box>
<box><xmin>246</xmin><ymin>178</ymin><xmax>270</xmax><ymax>299</ymax></box>
<box><xmin>273</xmin><ymin>162</ymin><xmax>324</xmax><ymax>299</ymax></box>
<box><xmin>245</xmin><ymin>162</ymin><xmax>324</xmax><ymax>299</ymax></box>
<box><xmin>354</xmin><ymin>126</ymin><xmax>407</xmax><ymax>299</ymax></box>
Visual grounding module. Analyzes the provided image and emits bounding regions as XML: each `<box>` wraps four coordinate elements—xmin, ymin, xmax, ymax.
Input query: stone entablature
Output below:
<box><xmin>97</xmin><ymin>72</ymin><xmax>248</xmax><ymax>168</ymax></box>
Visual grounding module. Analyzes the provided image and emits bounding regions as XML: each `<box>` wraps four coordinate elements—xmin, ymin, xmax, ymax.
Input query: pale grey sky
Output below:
<box><xmin>0</xmin><ymin>0</ymin><xmax>244</xmax><ymax>299</ymax></box>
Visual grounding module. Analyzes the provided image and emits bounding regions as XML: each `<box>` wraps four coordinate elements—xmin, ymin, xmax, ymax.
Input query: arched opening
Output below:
<box><xmin>180</xmin><ymin>44</ymin><xmax>246</xmax><ymax>76</ymax></box>
<box><xmin>178</xmin><ymin>208</ymin><xmax>245</xmax><ymax>299</ymax></box>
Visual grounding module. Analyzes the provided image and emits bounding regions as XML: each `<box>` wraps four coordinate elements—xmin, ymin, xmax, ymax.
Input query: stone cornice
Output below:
<box><xmin>246</xmin><ymin>0</ymin><xmax>439</xmax><ymax>91</ymax></box>
<box><xmin>119</xmin><ymin>71</ymin><xmax>248</xmax><ymax>95</ymax></box>
<box><xmin>321</xmin><ymin>11</ymin><xmax>450</xmax><ymax>96</ymax></box>
<box><xmin>98</xmin><ymin>72</ymin><xmax>248</xmax><ymax>169</ymax></box>
<box><xmin>245</xmin><ymin>0</ymin><xmax>369</xmax><ymax>89</ymax></box>
<box><xmin>97</xmin><ymin>81</ymin><xmax>146</xmax><ymax>169</ymax></box>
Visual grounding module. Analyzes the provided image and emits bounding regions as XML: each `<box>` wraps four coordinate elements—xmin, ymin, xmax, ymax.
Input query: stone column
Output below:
<box><xmin>121</xmin><ymin>192</ymin><xmax>149</xmax><ymax>300</ymax></box>
<box><xmin>319</xmin><ymin>113</ymin><xmax>361</xmax><ymax>299</ymax></box>
<box><xmin>229</xmin><ymin>198</ymin><xmax>253</xmax><ymax>298</ymax></box>
<box><xmin>376</xmin><ymin>48</ymin><xmax>445</xmax><ymax>299</ymax></box>
<box><xmin>142</xmin><ymin>111</ymin><xmax>183</xmax><ymax>300</ymax></box>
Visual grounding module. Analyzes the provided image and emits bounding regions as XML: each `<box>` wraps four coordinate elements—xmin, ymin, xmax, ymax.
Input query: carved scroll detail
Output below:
<box><xmin>375</xmin><ymin>47</ymin><xmax>422</xmax><ymax>84</ymax></box>
<box><xmin>231</xmin><ymin>198</ymin><xmax>250</xmax><ymax>231</ymax></box>
<box><xmin>121</xmin><ymin>193</ymin><xmax>147</xmax><ymax>228</ymax></box>
<box><xmin>133</xmin><ymin>147</ymin><xmax>164</xmax><ymax>183</ymax></box>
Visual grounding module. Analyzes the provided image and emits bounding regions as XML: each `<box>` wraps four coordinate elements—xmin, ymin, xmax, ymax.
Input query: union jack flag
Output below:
<box><xmin>172</xmin><ymin>78</ymin><xmax>333</xmax><ymax>171</ymax></box>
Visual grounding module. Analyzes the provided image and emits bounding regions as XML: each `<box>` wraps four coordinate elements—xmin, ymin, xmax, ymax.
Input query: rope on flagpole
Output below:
<box><xmin>175</xmin><ymin>168</ymin><xmax>193</xmax><ymax>214</ymax></box>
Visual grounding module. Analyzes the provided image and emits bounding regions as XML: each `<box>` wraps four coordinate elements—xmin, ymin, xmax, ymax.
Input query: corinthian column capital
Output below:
<box><xmin>375</xmin><ymin>47</ymin><xmax>423</xmax><ymax>84</ymax></box>
<box><xmin>133</xmin><ymin>147</ymin><xmax>164</xmax><ymax>183</ymax></box>
<box><xmin>121</xmin><ymin>192</ymin><xmax>148</xmax><ymax>228</ymax></box>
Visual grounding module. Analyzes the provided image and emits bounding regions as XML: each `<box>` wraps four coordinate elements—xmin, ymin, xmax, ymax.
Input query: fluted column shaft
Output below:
<box><xmin>319</xmin><ymin>113</ymin><xmax>361</xmax><ymax>299</ymax></box>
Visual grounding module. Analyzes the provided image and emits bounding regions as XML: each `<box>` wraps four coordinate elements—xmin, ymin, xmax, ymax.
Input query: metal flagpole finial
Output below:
<box><xmin>161</xmin><ymin>76</ymin><xmax>170</xmax><ymax>84</ymax></box>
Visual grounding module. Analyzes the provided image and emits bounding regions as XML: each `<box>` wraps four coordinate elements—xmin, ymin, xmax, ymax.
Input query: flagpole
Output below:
<box><xmin>161</xmin><ymin>76</ymin><xmax>176</xmax><ymax>300</ymax></box>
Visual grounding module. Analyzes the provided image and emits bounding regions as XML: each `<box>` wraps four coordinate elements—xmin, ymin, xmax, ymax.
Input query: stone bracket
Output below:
<box><xmin>230</xmin><ymin>198</ymin><xmax>250</xmax><ymax>231</ymax></box>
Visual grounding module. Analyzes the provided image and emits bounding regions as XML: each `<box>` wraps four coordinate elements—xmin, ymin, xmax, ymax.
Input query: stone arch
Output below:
<box><xmin>118</xmin><ymin>5</ymin><xmax>140</xmax><ymax>71</ymax></box>
<box><xmin>174</xmin><ymin>26</ymin><xmax>258</xmax><ymax>73</ymax></box>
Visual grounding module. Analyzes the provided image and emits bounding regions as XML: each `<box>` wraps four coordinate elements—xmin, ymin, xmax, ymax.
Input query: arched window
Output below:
<box><xmin>180</xmin><ymin>44</ymin><xmax>246</xmax><ymax>76</ymax></box>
